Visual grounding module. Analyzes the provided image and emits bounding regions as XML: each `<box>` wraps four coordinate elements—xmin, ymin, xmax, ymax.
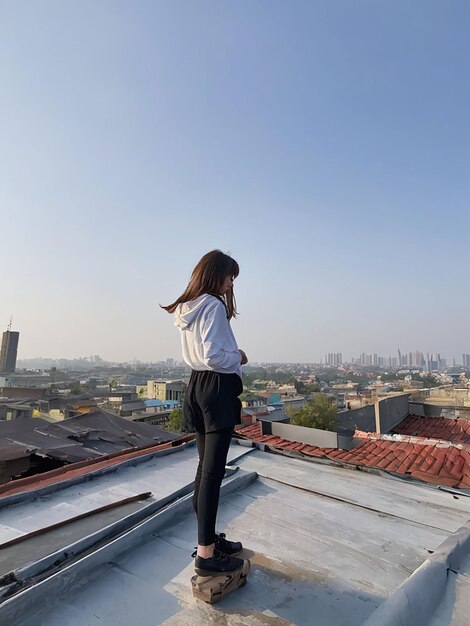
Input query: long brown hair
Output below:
<box><xmin>161</xmin><ymin>250</ymin><xmax>239</xmax><ymax>319</ymax></box>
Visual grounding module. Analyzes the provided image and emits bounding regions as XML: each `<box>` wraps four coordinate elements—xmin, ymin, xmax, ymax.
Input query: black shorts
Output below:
<box><xmin>183</xmin><ymin>370</ymin><xmax>243</xmax><ymax>433</ymax></box>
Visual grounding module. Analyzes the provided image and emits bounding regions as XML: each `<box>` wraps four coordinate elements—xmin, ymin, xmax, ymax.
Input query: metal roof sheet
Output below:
<box><xmin>1</xmin><ymin>445</ymin><xmax>469</xmax><ymax>625</ymax></box>
<box><xmin>0</xmin><ymin>411</ymin><xmax>180</xmax><ymax>468</ymax></box>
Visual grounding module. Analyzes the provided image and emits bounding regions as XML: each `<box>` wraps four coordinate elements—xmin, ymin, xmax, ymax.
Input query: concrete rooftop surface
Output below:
<box><xmin>0</xmin><ymin>440</ymin><xmax>469</xmax><ymax>625</ymax></box>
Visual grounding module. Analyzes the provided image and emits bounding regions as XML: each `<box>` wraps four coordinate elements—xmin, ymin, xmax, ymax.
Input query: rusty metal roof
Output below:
<box><xmin>0</xmin><ymin>411</ymin><xmax>182</xmax><ymax>469</ymax></box>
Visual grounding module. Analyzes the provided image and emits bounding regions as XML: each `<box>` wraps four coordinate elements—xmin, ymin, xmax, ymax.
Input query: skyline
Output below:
<box><xmin>1</xmin><ymin>2</ymin><xmax>469</xmax><ymax>364</ymax></box>
<box><xmin>13</xmin><ymin>340</ymin><xmax>470</xmax><ymax>368</ymax></box>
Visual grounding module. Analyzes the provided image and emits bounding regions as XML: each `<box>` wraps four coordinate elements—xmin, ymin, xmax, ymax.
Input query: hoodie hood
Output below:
<box><xmin>174</xmin><ymin>294</ymin><xmax>220</xmax><ymax>330</ymax></box>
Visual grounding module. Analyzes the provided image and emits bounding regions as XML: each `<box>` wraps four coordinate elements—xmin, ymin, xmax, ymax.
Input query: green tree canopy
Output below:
<box><xmin>294</xmin><ymin>380</ymin><xmax>321</xmax><ymax>395</ymax></box>
<box><xmin>166</xmin><ymin>407</ymin><xmax>185</xmax><ymax>433</ymax></box>
<box><xmin>68</xmin><ymin>381</ymin><xmax>82</xmax><ymax>395</ymax></box>
<box><xmin>286</xmin><ymin>394</ymin><xmax>338</xmax><ymax>431</ymax></box>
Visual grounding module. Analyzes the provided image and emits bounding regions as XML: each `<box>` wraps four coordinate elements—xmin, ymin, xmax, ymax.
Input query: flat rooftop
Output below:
<box><xmin>0</xmin><ymin>441</ymin><xmax>469</xmax><ymax>625</ymax></box>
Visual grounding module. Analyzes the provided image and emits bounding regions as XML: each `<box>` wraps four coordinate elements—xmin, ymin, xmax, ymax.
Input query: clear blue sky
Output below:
<box><xmin>1</xmin><ymin>1</ymin><xmax>468</xmax><ymax>363</ymax></box>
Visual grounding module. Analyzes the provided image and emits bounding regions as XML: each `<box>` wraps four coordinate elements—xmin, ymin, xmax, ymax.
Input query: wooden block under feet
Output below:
<box><xmin>190</xmin><ymin>559</ymin><xmax>250</xmax><ymax>604</ymax></box>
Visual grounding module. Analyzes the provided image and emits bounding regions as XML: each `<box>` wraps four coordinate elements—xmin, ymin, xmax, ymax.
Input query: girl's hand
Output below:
<box><xmin>239</xmin><ymin>349</ymin><xmax>248</xmax><ymax>365</ymax></box>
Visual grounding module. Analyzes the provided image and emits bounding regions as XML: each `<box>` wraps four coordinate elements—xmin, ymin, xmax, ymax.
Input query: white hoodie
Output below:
<box><xmin>174</xmin><ymin>294</ymin><xmax>242</xmax><ymax>377</ymax></box>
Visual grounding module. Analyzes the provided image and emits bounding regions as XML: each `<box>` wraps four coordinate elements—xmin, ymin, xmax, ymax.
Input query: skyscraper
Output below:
<box><xmin>324</xmin><ymin>352</ymin><xmax>342</xmax><ymax>366</ymax></box>
<box><xmin>0</xmin><ymin>330</ymin><xmax>19</xmax><ymax>373</ymax></box>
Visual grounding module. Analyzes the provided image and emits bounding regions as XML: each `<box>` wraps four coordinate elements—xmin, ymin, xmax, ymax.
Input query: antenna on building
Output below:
<box><xmin>7</xmin><ymin>316</ymin><xmax>13</xmax><ymax>331</ymax></box>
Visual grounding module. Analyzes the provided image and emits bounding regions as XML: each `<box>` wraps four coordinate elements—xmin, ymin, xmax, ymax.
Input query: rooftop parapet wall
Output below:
<box><xmin>338</xmin><ymin>404</ymin><xmax>376</xmax><ymax>432</ymax></box>
<box><xmin>375</xmin><ymin>393</ymin><xmax>410</xmax><ymax>434</ymax></box>
<box><xmin>260</xmin><ymin>420</ymin><xmax>355</xmax><ymax>450</ymax></box>
<box><xmin>338</xmin><ymin>393</ymin><xmax>410</xmax><ymax>434</ymax></box>
<box><xmin>262</xmin><ymin>420</ymin><xmax>338</xmax><ymax>447</ymax></box>
<box><xmin>410</xmin><ymin>401</ymin><xmax>470</xmax><ymax>420</ymax></box>
<box><xmin>428</xmin><ymin>387</ymin><xmax>470</xmax><ymax>404</ymax></box>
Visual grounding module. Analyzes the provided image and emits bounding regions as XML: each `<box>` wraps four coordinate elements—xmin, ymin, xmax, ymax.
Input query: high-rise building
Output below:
<box><xmin>410</xmin><ymin>351</ymin><xmax>424</xmax><ymax>368</ymax></box>
<box><xmin>0</xmin><ymin>330</ymin><xmax>20</xmax><ymax>373</ymax></box>
<box><xmin>324</xmin><ymin>353</ymin><xmax>342</xmax><ymax>366</ymax></box>
<box><xmin>463</xmin><ymin>354</ymin><xmax>470</xmax><ymax>369</ymax></box>
<box><xmin>430</xmin><ymin>353</ymin><xmax>440</xmax><ymax>371</ymax></box>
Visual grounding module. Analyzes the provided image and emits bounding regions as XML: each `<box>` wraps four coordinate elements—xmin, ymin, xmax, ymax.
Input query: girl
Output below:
<box><xmin>162</xmin><ymin>250</ymin><xmax>248</xmax><ymax>576</ymax></box>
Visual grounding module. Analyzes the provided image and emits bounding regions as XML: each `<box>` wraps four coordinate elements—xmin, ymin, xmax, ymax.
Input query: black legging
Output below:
<box><xmin>193</xmin><ymin>428</ymin><xmax>233</xmax><ymax>546</ymax></box>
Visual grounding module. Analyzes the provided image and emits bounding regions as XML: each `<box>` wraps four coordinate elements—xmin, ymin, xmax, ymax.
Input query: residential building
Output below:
<box><xmin>146</xmin><ymin>380</ymin><xmax>186</xmax><ymax>403</ymax></box>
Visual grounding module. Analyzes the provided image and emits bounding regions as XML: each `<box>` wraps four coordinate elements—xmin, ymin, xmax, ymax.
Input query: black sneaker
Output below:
<box><xmin>215</xmin><ymin>532</ymin><xmax>243</xmax><ymax>556</ymax></box>
<box><xmin>192</xmin><ymin>548</ymin><xmax>244</xmax><ymax>576</ymax></box>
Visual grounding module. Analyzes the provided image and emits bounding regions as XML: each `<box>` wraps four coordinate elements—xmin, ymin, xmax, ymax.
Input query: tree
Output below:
<box><xmin>84</xmin><ymin>378</ymin><xmax>97</xmax><ymax>392</ymax></box>
<box><xmin>68</xmin><ymin>381</ymin><xmax>82</xmax><ymax>395</ymax></box>
<box><xmin>294</xmin><ymin>379</ymin><xmax>321</xmax><ymax>395</ymax></box>
<box><xmin>286</xmin><ymin>394</ymin><xmax>338</xmax><ymax>431</ymax></box>
<box><xmin>166</xmin><ymin>407</ymin><xmax>185</xmax><ymax>433</ymax></box>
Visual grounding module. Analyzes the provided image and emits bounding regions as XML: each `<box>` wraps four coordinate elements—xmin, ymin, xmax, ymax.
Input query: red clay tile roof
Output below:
<box><xmin>235</xmin><ymin>423</ymin><xmax>470</xmax><ymax>489</ymax></box>
<box><xmin>393</xmin><ymin>415</ymin><xmax>470</xmax><ymax>444</ymax></box>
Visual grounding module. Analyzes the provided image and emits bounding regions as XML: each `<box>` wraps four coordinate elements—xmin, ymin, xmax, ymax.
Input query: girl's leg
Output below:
<box><xmin>193</xmin><ymin>430</ymin><xmax>205</xmax><ymax>514</ymax></box>
<box><xmin>196</xmin><ymin>428</ymin><xmax>233</xmax><ymax>556</ymax></box>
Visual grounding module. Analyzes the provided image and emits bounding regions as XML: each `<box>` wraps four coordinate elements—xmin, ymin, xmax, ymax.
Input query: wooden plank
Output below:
<box><xmin>0</xmin><ymin>492</ymin><xmax>152</xmax><ymax>549</ymax></box>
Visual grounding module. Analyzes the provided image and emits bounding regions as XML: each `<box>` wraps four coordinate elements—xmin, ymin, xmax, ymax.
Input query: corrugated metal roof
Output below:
<box><xmin>0</xmin><ymin>411</ymin><xmax>181</xmax><ymax>468</ymax></box>
<box><xmin>0</xmin><ymin>442</ymin><xmax>34</xmax><ymax>462</ymax></box>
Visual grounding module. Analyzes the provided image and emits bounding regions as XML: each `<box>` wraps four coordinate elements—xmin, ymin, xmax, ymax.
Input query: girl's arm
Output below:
<box><xmin>200</xmin><ymin>302</ymin><xmax>242</xmax><ymax>371</ymax></box>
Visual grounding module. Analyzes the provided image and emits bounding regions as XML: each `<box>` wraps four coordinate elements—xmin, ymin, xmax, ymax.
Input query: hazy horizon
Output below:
<box><xmin>13</xmin><ymin>345</ymin><xmax>467</xmax><ymax>368</ymax></box>
<box><xmin>2</xmin><ymin>2</ymin><xmax>468</xmax><ymax>365</ymax></box>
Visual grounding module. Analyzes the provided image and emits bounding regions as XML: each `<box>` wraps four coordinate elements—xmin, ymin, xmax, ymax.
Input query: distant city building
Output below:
<box><xmin>463</xmin><ymin>354</ymin><xmax>470</xmax><ymax>369</ymax></box>
<box><xmin>351</xmin><ymin>350</ymin><xmax>442</xmax><ymax>371</ymax></box>
<box><xmin>342</xmin><ymin>349</ymin><xmax>454</xmax><ymax>371</ymax></box>
<box><xmin>147</xmin><ymin>380</ymin><xmax>186</xmax><ymax>403</ymax></box>
<box><xmin>408</xmin><ymin>351</ymin><xmax>425</xmax><ymax>368</ymax></box>
<box><xmin>0</xmin><ymin>330</ymin><xmax>19</xmax><ymax>374</ymax></box>
<box><xmin>325</xmin><ymin>353</ymin><xmax>342</xmax><ymax>366</ymax></box>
